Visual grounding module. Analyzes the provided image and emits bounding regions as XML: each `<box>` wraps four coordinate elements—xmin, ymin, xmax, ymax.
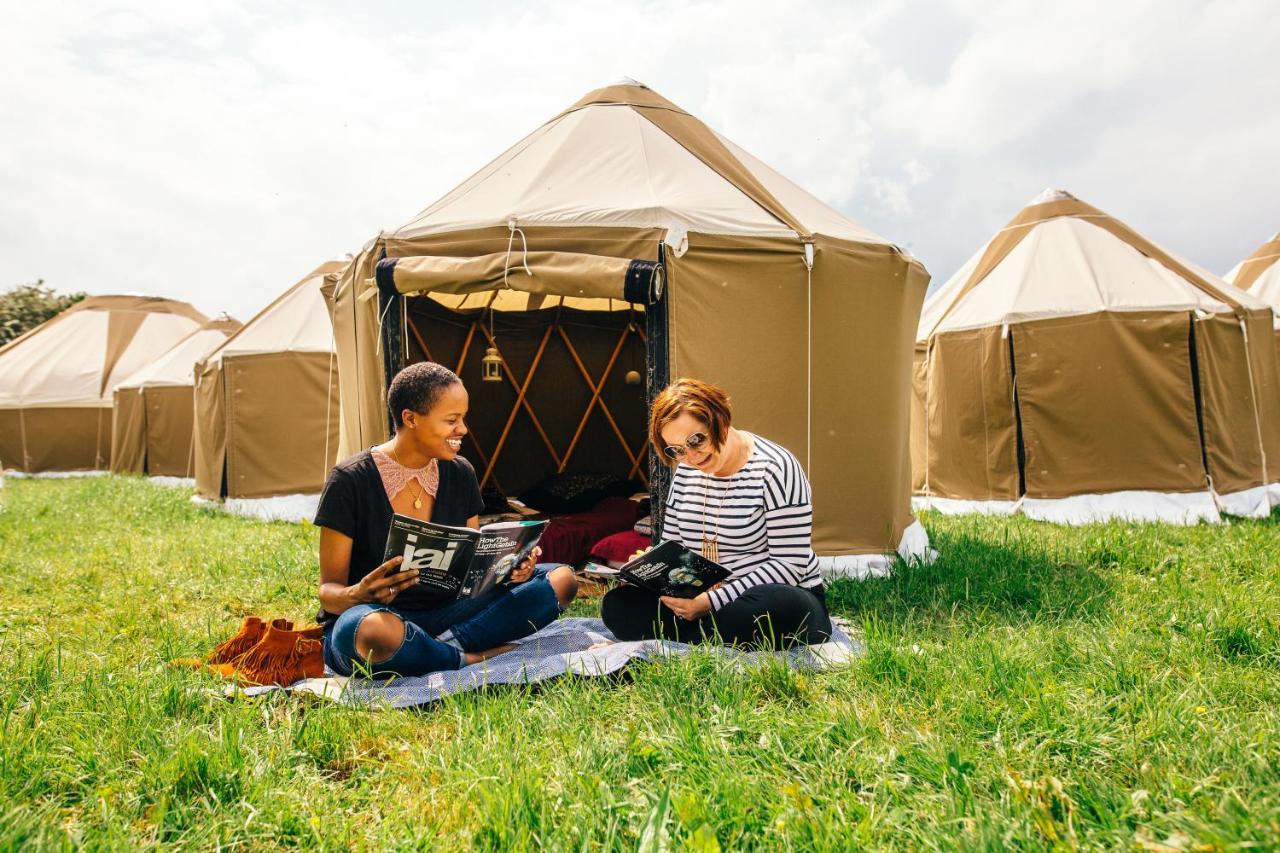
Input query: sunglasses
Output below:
<box><xmin>663</xmin><ymin>431</ymin><xmax>709</xmax><ymax>460</ymax></box>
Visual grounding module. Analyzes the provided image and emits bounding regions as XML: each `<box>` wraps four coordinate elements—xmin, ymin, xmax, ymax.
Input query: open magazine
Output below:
<box><xmin>383</xmin><ymin>515</ymin><xmax>549</xmax><ymax>603</ymax></box>
<box><xmin>613</xmin><ymin>540</ymin><xmax>731</xmax><ymax>599</ymax></box>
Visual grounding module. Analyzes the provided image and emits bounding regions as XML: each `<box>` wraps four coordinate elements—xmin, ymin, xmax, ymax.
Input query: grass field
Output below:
<box><xmin>1</xmin><ymin>476</ymin><xmax>1277</xmax><ymax>850</ymax></box>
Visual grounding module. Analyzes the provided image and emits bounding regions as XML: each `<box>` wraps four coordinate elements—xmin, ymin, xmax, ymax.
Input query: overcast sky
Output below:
<box><xmin>1</xmin><ymin>0</ymin><xmax>1276</xmax><ymax>321</ymax></box>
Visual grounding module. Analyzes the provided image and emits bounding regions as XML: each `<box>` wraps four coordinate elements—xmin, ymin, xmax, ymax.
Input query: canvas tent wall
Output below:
<box><xmin>330</xmin><ymin>81</ymin><xmax>932</xmax><ymax>575</ymax></box>
<box><xmin>110</xmin><ymin>315</ymin><xmax>241</xmax><ymax>477</ymax></box>
<box><xmin>912</xmin><ymin>190</ymin><xmax>1280</xmax><ymax>524</ymax></box>
<box><xmin>0</xmin><ymin>295</ymin><xmax>206</xmax><ymax>473</ymax></box>
<box><xmin>193</xmin><ymin>261</ymin><xmax>348</xmax><ymax>504</ymax></box>
<box><xmin>1225</xmin><ymin>232</ymin><xmax>1280</xmax><ymax>377</ymax></box>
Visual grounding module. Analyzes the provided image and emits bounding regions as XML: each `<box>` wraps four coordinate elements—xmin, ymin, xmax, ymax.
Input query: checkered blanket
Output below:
<box><xmin>240</xmin><ymin>617</ymin><xmax>861</xmax><ymax>708</ymax></box>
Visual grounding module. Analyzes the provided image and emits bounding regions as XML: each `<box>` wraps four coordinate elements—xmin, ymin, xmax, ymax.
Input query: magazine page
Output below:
<box><xmin>617</xmin><ymin>540</ymin><xmax>730</xmax><ymax>599</ymax></box>
<box><xmin>461</xmin><ymin>520</ymin><xmax>550</xmax><ymax>598</ymax></box>
<box><xmin>382</xmin><ymin>514</ymin><xmax>480</xmax><ymax>604</ymax></box>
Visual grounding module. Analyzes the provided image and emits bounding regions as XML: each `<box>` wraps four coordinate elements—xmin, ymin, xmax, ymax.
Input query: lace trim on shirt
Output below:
<box><xmin>371</xmin><ymin>448</ymin><xmax>440</xmax><ymax>505</ymax></box>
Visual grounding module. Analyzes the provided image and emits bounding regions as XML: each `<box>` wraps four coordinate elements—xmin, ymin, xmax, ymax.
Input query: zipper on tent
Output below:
<box><xmin>1006</xmin><ymin>325</ymin><xmax>1027</xmax><ymax>498</ymax></box>
<box><xmin>1186</xmin><ymin>314</ymin><xmax>1212</xmax><ymax>487</ymax></box>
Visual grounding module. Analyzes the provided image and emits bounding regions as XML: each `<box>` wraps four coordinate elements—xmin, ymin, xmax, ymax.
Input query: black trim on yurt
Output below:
<box><xmin>646</xmin><ymin>242</ymin><xmax>672</xmax><ymax>538</ymax></box>
<box><xmin>376</xmin><ymin>255</ymin><xmax>406</xmax><ymax>438</ymax></box>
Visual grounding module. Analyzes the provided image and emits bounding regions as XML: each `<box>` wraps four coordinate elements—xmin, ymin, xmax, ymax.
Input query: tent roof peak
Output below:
<box><xmin>1027</xmin><ymin>187</ymin><xmax>1077</xmax><ymax>206</ymax></box>
<box><xmin>562</xmin><ymin>81</ymin><xmax>689</xmax><ymax>116</ymax></box>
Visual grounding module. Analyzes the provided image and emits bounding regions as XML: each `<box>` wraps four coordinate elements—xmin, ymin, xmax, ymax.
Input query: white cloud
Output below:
<box><xmin>0</xmin><ymin>0</ymin><xmax>1277</xmax><ymax>320</ymax></box>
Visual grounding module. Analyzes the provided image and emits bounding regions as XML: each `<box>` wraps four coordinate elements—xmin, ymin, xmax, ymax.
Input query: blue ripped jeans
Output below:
<box><xmin>323</xmin><ymin>564</ymin><xmax>565</xmax><ymax>678</ymax></box>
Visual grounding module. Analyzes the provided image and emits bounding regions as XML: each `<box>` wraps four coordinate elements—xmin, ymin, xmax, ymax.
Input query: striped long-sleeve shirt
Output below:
<box><xmin>663</xmin><ymin>433</ymin><xmax>821</xmax><ymax>611</ymax></box>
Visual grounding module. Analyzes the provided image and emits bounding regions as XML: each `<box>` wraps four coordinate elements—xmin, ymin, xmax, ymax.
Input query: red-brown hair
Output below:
<box><xmin>649</xmin><ymin>378</ymin><xmax>732</xmax><ymax>465</ymax></box>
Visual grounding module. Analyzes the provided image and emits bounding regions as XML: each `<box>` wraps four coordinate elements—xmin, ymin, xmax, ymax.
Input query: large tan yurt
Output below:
<box><xmin>913</xmin><ymin>190</ymin><xmax>1280</xmax><ymax>524</ymax></box>
<box><xmin>193</xmin><ymin>261</ymin><xmax>348</xmax><ymax>508</ymax></box>
<box><xmin>0</xmin><ymin>296</ymin><xmax>206</xmax><ymax>473</ymax></box>
<box><xmin>1225</xmin><ymin>233</ymin><xmax>1280</xmax><ymax>377</ymax></box>
<box><xmin>330</xmin><ymin>81</ymin><xmax>931</xmax><ymax>573</ymax></box>
<box><xmin>109</xmin><ymin>315</ymin><xmax>241</xmax><ymax>477</ymax></box>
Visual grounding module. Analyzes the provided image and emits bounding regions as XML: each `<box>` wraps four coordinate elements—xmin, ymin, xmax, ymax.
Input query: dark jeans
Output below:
<box><xmin>600</xmin><ymin>582</ymin><xmax>831</xmax><ymax>649</ymax></box>
<box><xmin>324</xmin><ymin>564</ymin><xmax>564</xmax><ymax>678</ymax></box>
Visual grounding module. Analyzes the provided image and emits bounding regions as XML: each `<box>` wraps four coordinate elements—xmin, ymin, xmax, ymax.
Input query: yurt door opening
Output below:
<box><xmin>376</xmin><ymin>265</ymin><xmax>670</xmax><ymax>534</ymax></box>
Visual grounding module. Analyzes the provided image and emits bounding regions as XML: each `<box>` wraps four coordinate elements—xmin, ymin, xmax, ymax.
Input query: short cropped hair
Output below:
<box><xmin>649</xmin><ymin>378</ymin><xmax>732</xmax><ymax>464</ymax></box>
<box><xmin>387</xmin><ymin>362</ymin><xmax>462</xmax><ymax>428</ymax></box>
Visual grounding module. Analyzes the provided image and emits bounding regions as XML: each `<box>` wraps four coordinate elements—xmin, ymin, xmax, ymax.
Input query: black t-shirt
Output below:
<box><xmin>313</xmin><ymin>449</ymin><xmax>486</xmax><ymax>623</ymax></box>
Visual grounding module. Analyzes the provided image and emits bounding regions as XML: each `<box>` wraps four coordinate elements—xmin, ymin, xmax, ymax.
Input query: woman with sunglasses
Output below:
<box><xmin>600</xmin><ymin>378</ymin><xmax>831</xmax><ymax>648</ymax></box>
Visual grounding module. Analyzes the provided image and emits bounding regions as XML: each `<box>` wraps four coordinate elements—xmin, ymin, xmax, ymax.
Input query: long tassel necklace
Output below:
<box><xmin>701</xmin><ymin>476</ymin><xmax>722</xmax><ymax>562</ymax></box>
<box><xmin>700</xmin><ymin>434</ymin><xmax>747</xmax><ymax>562</ymax></box>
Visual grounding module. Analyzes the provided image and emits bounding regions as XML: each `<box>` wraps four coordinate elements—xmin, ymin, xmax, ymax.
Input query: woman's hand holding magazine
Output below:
<box><xmin>660</xmin><ymin>592</ymin><xmax>711</xmax><ymax>620</ymax></box>
<box><xmin>355</xmin><ymin>555</ymin><xmax>419</xmax><ymax>604</ymax></box>
<box><xmin>508</xmin><ymin>546</ymin><xmax>542</xmax><ymax>584</ymax></box>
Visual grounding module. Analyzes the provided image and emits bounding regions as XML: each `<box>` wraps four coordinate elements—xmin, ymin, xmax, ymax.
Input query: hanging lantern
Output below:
<box><xmin>624</xmin><ymin>370</ymin><xmax>642</xmax><ymax>386</ymax></box>
<box><xmin>481</xmin><ymin>346</ymin><xmax>503</xmax><ymax>382</ymax></box>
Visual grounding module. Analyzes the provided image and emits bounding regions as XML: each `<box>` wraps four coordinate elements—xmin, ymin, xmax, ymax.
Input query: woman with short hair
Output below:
<box><xmin>601</xmin><ymin>378</ymin><xmax>831</xmax><ymax>648</ymax></box>
<box><xmin>315</xmin><ymin>361</ymin><xmax>578</xmax><ymax>678</ymax></box>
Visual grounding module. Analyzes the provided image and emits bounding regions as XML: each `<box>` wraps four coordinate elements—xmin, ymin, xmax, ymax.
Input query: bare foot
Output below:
<box><xmin>588</xmin><ymin>640</ymin><xmax>616</xmax><ymax>651</ymax></box>
<box><xmin>462</xmin><ymin>643</ymin><xmax>517</xmax><ymax>666</ymax></box>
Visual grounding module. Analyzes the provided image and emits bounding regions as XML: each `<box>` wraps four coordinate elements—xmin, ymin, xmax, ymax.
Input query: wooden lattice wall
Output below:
<box><xmin>404</xmin><ymin>296</ymin><xmax>651</xmax><ymax>497</ymax></box>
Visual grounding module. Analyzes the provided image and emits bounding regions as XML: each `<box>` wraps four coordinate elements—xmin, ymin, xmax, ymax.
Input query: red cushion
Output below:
<box><xmin>538</xmin><ymin>497</ymin><xmax>641</xmax><ymax>565</ymax></box>
<box><xmin>590</xmin><ymin>529</ymin><xmax>652</xmax><ymax>564</ymax></box>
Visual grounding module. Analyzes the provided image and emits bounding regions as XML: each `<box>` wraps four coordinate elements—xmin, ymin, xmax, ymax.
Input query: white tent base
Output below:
<box><xmin>191</xmin><ymin>493</ymin><xmax>319</xmax><ymax>523</ymax></box>
<box><xmin>912</xmin><ymin>496</ymin><xmax>1020</xmax><ymax>516</ymax></box>
<box><xmin>916</xmin><ymin>484</ymin><xmax>1280</xmax><ymax>525</ymax></box>
<box><xmin>1215</xmin><ymin>483</ymin><xmax>1280</xmax><ymax>519</ymax></box>
<box><xmin>2</xmin><ymin>469</ymin><xmax>109</xmax><ymax>479</ymax></box>
<box><xmin>818</xmin><ymin>520</ymin><xmax>935</xmax><ymax>581</ymax></box>
<box><xmin>1021</xmin><ymin>491</ymin><xmax>1221</xmax><ymax>525</ymax></box>
<box><xmin>149</xmin><ymin>476</ymin><xmax>195</xmax><ymax>489</ymax></box>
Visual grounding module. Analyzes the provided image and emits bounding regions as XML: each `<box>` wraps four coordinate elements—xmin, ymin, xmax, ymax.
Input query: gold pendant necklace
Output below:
<box><xmin>390</xmin><ymin>444</ymin><xmax>425</xmax><ymax>509</ymax></box>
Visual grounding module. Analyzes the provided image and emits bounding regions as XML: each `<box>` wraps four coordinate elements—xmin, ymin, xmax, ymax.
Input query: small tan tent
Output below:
<box><xmin>0</xmin><ymin>296</ymin><xmax>206</xmax><ymax>473</ymax></box>
<box><xmin>1225</xmin><ymin>233</ymin><xmax>1280</xmax><ymax>378</ymax></box>
<box><xmin>330</xmin><ymin>81</ymin><xmax>931</xmax><ymax>572</ymax></box>
<box><xmin>193</xmin><ymin>261</ymin><xmax>348</xmax><ymax>502</ymax></box>
<box><xmin>913</xmin><ymin>190</ymin><xmax>1280</xmax><ymax>524</ymax></box>
<box><xmin>110</xmin><ymin>315</ymin><xmax>241</xmax><ymax>477</ymax></box>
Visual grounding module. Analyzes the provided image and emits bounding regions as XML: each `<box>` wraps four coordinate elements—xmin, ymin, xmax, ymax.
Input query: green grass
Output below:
<box><xmin>0</xmin><ymin>476</ymin><xmax>1277</xmax><ymax>849</ymax></box>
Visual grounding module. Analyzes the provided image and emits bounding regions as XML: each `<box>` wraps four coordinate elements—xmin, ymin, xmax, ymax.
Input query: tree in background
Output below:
<box><xmin>0</xmin><ymin>280</ymin><xmax>86</xmax><ymax>346</ymax></box>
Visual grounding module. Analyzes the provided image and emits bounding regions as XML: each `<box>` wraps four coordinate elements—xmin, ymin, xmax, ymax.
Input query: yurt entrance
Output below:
<box><xmin>374</xmin><ymin>253</ymin><xmax>671</xmax><ymax>533</ymax></box>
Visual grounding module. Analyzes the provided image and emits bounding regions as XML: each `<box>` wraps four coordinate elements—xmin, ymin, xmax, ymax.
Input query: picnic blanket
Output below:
<box><xmin>239</xmin><ymin>617</ymin><xmax>861</xmax><ymax>708</ymax></box>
